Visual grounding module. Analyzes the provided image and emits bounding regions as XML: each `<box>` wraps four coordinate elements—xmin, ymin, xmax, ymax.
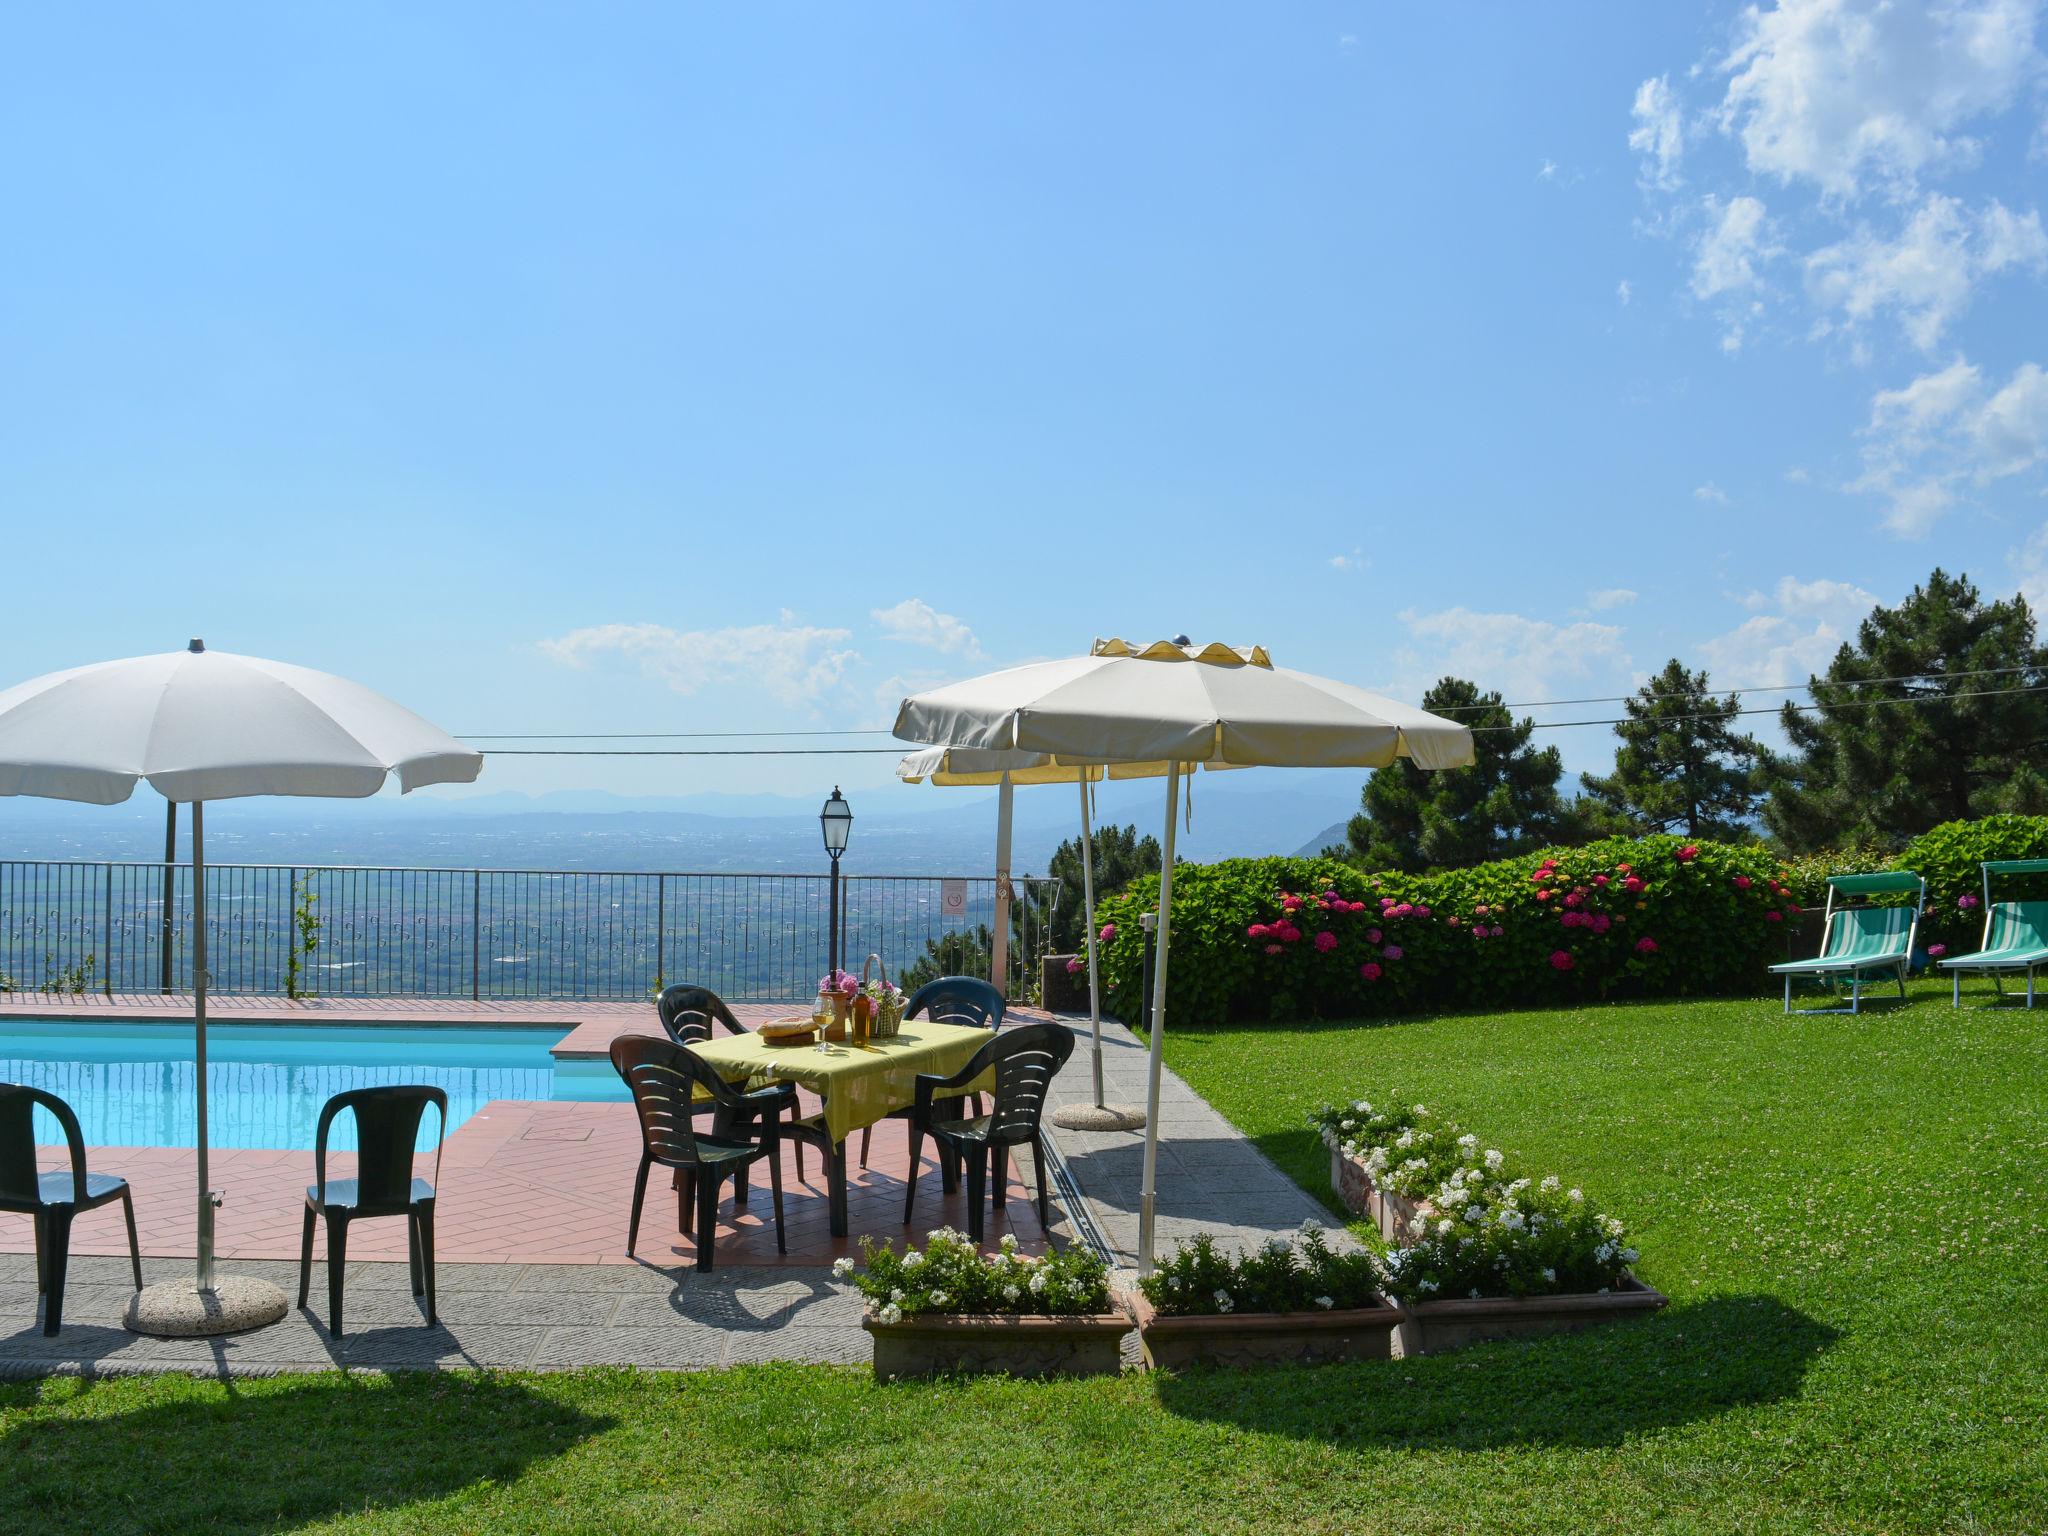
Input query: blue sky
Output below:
<box><xmin>3</xmin><ymin>2</ymin><xmax>2046</xmax><ymax>803</ymax></box>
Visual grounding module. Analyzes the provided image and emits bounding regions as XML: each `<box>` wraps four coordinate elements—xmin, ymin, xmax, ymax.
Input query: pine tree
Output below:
<box><xmin>1764</xmin><ymin>569</ymin><xmax>2048</xmax><ymax>850</ymax></box>
<box><xmin>1580</xmin><ymin>659</ymin><xmax>1767</xmax><ymax>837</ymax></box>
<box><xmin>1020</xmin><ymin>823</ymin><xmax>1161</xmax><ymax>953</ymax></box>
<box><xmin>1346</xmin><ymin>677</ymin><xmax>1574</xmax><ymax>871</ymax></box>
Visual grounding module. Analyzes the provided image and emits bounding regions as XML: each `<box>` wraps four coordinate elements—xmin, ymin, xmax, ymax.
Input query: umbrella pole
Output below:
<box><xmin>992</xmin><ymin>771</ymin><xmax>1014</xmax><ymax>992</ymax></box>
<box><xmin>126</xmin><ymin>797</ymin><xmax>287</xmax><ymax>1335</ymax></box>
<box><xmin>1137</xmin><ymin>762</ymin><xmax>1180</xmax><ymax>1272</ymax></box>
<box><xmin>192</xmin><ymin>800</ymin><xmax>215</xmax><ymax>1293</ymax></box>
<box><xmin>1079</xmin><ymin>775</ymin><xmax>1103</xmax><ymax>1106</ymax></box>
<box><xmin>1050</xmin><ymin>776</ymin><xmax>1146</xmax><ymax>1134</ymax></box>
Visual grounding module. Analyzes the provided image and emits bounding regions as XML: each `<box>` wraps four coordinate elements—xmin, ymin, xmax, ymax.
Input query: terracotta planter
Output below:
<box><xmin>1394</xmin><ymin>1274</ymin><xmax>1667</xmax><ymax>1357</ymax></box>
<box><xmin>1129</xmin><ymin>1290</ymin><xmax>1401</xmax><ymax>1370</ymax></box>
<box><xmin>1328</xmin><ymin>1146</ymin><xmax>1433</xmax><ymax>1245</ymax></box>
<box><xmin>862</xmin><ymin>1309</ymin><xmax>1131</xmax><ymax>1380</ymax></box>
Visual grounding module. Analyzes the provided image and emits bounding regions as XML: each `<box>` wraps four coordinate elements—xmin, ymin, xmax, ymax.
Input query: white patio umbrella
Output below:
<box><xmin>0</xmin><ymin>639</ymin><xmax>481</xmax><ymax>1334</ymax></box>
<box><xmin>895</xmin><ymin>638</ymin><xmax>1473</xmax><ymax>1268</ymax></box>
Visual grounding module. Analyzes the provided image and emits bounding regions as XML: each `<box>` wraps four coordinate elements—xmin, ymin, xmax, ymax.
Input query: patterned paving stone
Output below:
<box><xmin>531</xmin><ymin>1324</ymin><xmax>728</xmax><ymax>1370</ymax></box>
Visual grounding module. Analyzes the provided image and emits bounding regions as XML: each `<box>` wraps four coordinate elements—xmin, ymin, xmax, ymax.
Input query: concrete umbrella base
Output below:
<box><xmin>124</xmin><ymin>1276</ymin><xmax>290</xmax><ymax>1338</ymax></box>
<box><xmin>1051</xmin><ymin>1102</ymin><xmax>1147</xmax><ymax>1132</ymax></box>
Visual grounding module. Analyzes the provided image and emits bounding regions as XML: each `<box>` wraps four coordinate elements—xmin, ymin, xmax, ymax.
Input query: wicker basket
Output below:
<box><xmin>863</xmin><ymin>954</ymin><xmax>905</xmax><ymax>1039</ymax></box>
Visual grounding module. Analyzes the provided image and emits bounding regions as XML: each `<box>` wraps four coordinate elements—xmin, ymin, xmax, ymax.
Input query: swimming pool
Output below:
<box><xmin>0</xmin><ymin>1019</ymin><xmax>626</xmax><ymax>1151</ymax></box>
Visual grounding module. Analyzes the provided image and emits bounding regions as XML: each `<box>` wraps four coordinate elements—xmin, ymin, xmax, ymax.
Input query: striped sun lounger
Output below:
<box><xmin>1938</xmin><ymin>859</ymin><xmax>2048</xmax><ymax>1008</ymax></box>
<box><xmin>1768</xmin><ymin>871</ymin><xmax>1925</xmax><ymax>1016</ymax></box>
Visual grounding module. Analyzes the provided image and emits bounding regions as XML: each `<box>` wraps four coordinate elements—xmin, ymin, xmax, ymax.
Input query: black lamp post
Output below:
<box><xmin>820</xmin><ymin>786</ymin><xmax>853</xmax><ymax>974</ymax></box>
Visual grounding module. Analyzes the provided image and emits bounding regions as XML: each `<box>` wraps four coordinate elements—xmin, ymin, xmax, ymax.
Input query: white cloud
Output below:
<box><xmin>869</xmin><ymin>598</ymin><xmax>983</xmax><ymax>658</ymax></box>
<box><xmin>1853</xmin><ymin>356</ymin><xmax>2048</xmax><ymax>534</ymax></box>
<box><xmin>1393</xmin><ymin>607</ymin><xmax>1632</xmax><ymax>703</ymax></box>
<box><xmin>1806</xmin><ymin>194</ymin><xmax>2048</xmax><ymax>350</ymax></box>
<box><xmin>1616</xmin><ymin>278</ymin><xmax>1633</xmax><ymax>305</ymax></box>
<box><xmin>1784</xmin><ymin>465</ymin><xmax>1813</xmax><ymax>482</ymax></box>
<box><xmin>1691</xmin><ymin>194</ymin><xmax>1775</xmax><ymax>298</ymax></box>
<box><xmin>1716</xmin><ymin>0</ymin><xmax>2044</xmax><ymax>200</ymax></box>
<box><xmin>1329</xmin><ymin>548</ymin><xmax>1368</xmax><ymax>572</ymax></box>
<box><xmin>1694</xmin><ymin>481</ymin><xmax>1732</xmax><ymax>504</ymax></box>
<box><xmin>1585</xmin><ymin>587</ymin><xmax>1638</xmax><ymax>610</ymax></box>
<box><xmin>2011</xmin><ymin>521</ymin><xmax>2048</xmax><ymax>608</ymax></box>
<box><xmin>1971</xmin><ymin>361</ymin><xmax>2048</xmax><ymax>477</ymax></box>
<box><xmin>1766</xmin><ymin>574</ymin><xmax>1880</xmax><ymax>618</ymax></box>
<box><xmin>1629</xmin><ymin>74</ymin><xmax>1685</xmax><ymax>190</ymax></box>
<box><xmin>1705</xmin><ymin>576</ymin><xmax>1876</xmax><ymax>689</ymax></box>
<box><xmin>539</xmin><ymin>620</ymin><xmax>858</xmax><ymax>706</ymax></box>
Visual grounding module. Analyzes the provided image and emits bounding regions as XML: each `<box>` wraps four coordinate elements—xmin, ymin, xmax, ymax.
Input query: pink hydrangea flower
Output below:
<box><xmin>1474</xmin><ymin>903</ymin><xmax>1490</xmax><ymax>916</ymax></box>
<box><xmin>1366</xmin><ymin>928</ymin><xmax>1382</xmax><ymax>944</ymax></box>
<box><xmin>1313</xmin><ymin>931</ymin><xmax>1338</xmax><ymax>953</ymax></box>
<box><xmin>1359</xmin><ymin>962</ymin><xmax>1382</xmax><ymax>981</ymax></box>
<box><xmin>1593</xmin><ymin>874</ymin><xmax>1610</xmax><ymax>886</ymax></box>
<box><xmin>1248</xmin><ymin>924</ymin><xmax>1270</xmax><ymax>940</ymax></box>
<box><xmin>1281</xmin><ymin>894</ymin><xmax>1302</xmax><ymax>911</ymax></box>
<box><xmin>1414</xmin><ymin>905</ymin><xmax>1431</xmax><ymax>917</ymax></box>
<box><xmin>1622</xmin><ymin>876</ymin><xmax>1645</xmax><ymax>894</ymax></box>
<box><xmin>1591</xmin><ymin>913</ymin><xmax>1612</xmax><ymax>934</ymax></box>
<box><xmin>1676</xmin><ymin>845</ymin><xmax>1699</xmax><ymax>863</ymax></box>
<box><xmin>1278</xmin><ymin>924</ymin><xmax>1301</xmax><ymax>943</ymax></box>
<box><xmin>1959</xmin><ymin>893</ymin><xmax>1980</xmax><ymax>909</ymax></box>
<box><xmin>1489</xmin><ymin>925</ymin><xmax>1504</xmax><ymax>937</ymax></box>
<box><xmin>1382</xmin><ymin>944</ymin><xmax>1404</xmax><ymax>961</ymax></box>
<box><xmin>1765</xmin><ymin>910</ymin><xmax>1783</xmax><ymax>923</ymax></box>
<box><xmin>1099</xmin><ymin>923</ymin><xmax>1116</xmax><ymax>943</ymax></box>
<box><xmin>1926</xmin><ymin>942</ymin><xmax>1948</xmax><ymax>958</ymax></box>
<box><xmin>1635</xmin><ymin>936</ymin><xmax>1658</xmax><ymax>954</ymax></box>
<box><xmin>1264</xmin><ymin>943</ymin><xmax>1284</xmax><ymax>955</ymax></box>
<box><xmin>1563</xmin><ymin>891</ymin><xmax>1584</xmax><ymax>908</ymax></box>
<box><xmin>1535</xmin><ymin>889</ymin><xmax>1553</xmax><ymax>902</ymax></box>
<box><xmin>1066</xmin><ymin>956</ymin><xmax>1084</xmax><ymax>974</ymax></box>
<box><xmin>1733</xmin><ymin>875</ymin><xmax>1752</xmax><ymax>890</ymax></box>
<box><xmin>1549</xmin><ymin>950</ymin><xmax>1574</xmax><ymax>971</ymax></box>
<box><xmin>1393</xmin><ymin>902</ymin><xmax>1414</xmax><ymax>917</ymax></box>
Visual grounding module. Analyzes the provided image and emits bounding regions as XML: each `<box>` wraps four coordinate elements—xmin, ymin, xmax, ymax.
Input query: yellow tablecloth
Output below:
<box><xmin>688</xmin><ymin>1020</ymin><xmax>995</xmax><ymax>1145</ymax></box>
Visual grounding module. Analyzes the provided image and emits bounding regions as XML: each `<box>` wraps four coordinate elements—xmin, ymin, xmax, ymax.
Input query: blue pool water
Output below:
<box><xmin>0</xmin><ymin>1020</ymin><xmax>626</xmax><ymax>1151</ymax></box>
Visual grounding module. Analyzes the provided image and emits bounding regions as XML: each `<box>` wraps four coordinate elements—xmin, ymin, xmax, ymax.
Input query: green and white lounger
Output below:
<box><xmin>1768</xmin><ymin>871</ymin><xmax>1925</xmax><ymax>1015</ymax></box>
<box><xmin>1937</xmin><ymin>858</ymin><xmax>2048</xmax><ymax>1009</ymax></box>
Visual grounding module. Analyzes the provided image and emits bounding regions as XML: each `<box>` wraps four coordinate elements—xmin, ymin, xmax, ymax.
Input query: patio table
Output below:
<box><xmin>688</xmin><ymin>1019</ymin><xmax>994</xmax><ymax>1237</ymax></box>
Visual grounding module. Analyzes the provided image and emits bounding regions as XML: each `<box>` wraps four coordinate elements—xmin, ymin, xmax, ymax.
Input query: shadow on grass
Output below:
<box><xmin>0</xmin><ymin>1370</ymin><xmax>608</xmax><ymax>1534</ymax></box>
<box><xmin>1156</xmin><ymin>1294</ymin><xmax>1835</xmax><ymax>1450</ymax></box>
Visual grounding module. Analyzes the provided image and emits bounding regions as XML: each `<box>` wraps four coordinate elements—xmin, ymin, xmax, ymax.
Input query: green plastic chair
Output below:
<box><xmin>1937</xmin><ymin>859</ymin><xmax>2048</xmax><ymax>1008</ymax></box>
<box><xmin>1769</xmin><ymin>871</ymin><xmax>1924</xmax><ymax>1015</ymax></box>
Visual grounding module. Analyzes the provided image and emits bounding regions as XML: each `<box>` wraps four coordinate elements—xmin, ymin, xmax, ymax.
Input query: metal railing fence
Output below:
<box><xmin>0</xmin><ymin>861</ymin><xmax>1061</xmax><ymax>1003</ymax></box>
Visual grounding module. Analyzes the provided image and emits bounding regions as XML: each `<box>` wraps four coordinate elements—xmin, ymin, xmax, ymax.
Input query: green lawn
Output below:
<box><xmin>3</xmin><ymin>981</ymin><xmax>2044</xmax><ymax>1534</ymax></box>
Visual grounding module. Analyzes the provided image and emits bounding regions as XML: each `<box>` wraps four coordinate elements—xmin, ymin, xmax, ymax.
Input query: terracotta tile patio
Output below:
<box><xmin>2</xmin><ymin>996</ymin><xmax>1055</xmax><ymax>1270</ymax></box>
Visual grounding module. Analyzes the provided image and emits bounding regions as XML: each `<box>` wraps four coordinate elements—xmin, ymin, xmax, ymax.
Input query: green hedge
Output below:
<box><xmin>1096</xmin><ymin>835</ymin><xmax>1804</xmax><ymax>1024</ymax></box>
<box><xmin>1092</xmin><ymin>816</ymin><xmax>2048</xmax><ymax>1025</ymax></box>
<box><xmin>1899</xmin><ymin>814</ymin><xmax>2048</xmax><ymax>951</ymax></box>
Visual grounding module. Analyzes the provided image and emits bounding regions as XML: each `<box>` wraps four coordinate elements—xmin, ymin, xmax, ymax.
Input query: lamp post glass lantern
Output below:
<box><xmin>820</xmin><ymin>787</ymin><xmax>852</xmax><ymax>973</ymax></box>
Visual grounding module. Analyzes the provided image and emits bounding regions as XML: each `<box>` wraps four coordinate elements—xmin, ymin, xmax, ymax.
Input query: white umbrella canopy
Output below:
<box><xmin>0</xmin><ymin>640</ymin><xmax>481</xmax><ymax>1333</ymax></box>
<box><xmin>0</xmin><ymin>645</ymin><xmax>480</xmax><ymax>803</ymax></box>
<box><xmin>895</xmin><ymin>639</ymin><xmax>1474</xmax><ymax>1268</ymax></box>
<box><xmin>895</xmin><ymin>639</ymin><xmax>1472</xmax><ymax>772</ymax></box>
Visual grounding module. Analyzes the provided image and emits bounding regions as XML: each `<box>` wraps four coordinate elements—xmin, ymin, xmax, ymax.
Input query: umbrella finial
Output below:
<box><xmin>1170</xmin><ymin>634</ymin><xmax>1192</xmax><ymax>647</ymax></box>
<box><xmin>188</xmin><ymin>638</ymin><xmax>205</xmax><ymax>653</ymax></box>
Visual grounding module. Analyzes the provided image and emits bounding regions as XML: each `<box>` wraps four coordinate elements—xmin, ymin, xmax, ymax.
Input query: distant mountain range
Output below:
<box><xmin>0</xmin><ymin>769</ymin><xmax>1371</xmax><ymax>876</ymax></box>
